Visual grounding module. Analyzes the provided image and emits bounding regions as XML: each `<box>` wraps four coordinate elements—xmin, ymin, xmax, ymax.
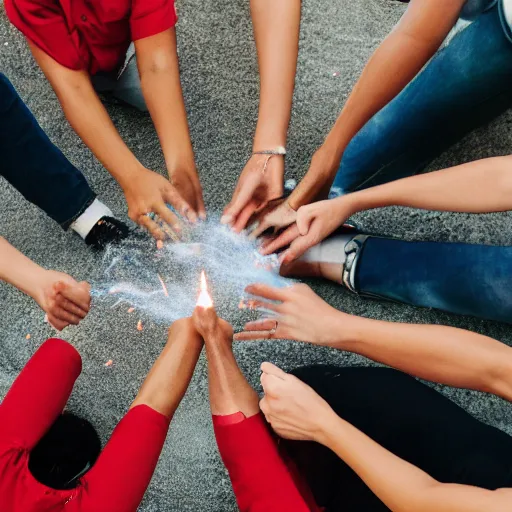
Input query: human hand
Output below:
<box><xmin>170</xmin><ymin>164</ymin><xmax>206</xmax><ymax>221</ymax></box>
<box><xmin>234</xmin><ymin>282</ymin><xmax>347</xmax><ymax>346</ymax></box>
<box><xmin>246</xmin><ymin>198</ymin><xmax>297</xmax><ymax>240</ymax></box>
<box><xmin>276</xmin><ymin>196</ymin><xmax>355</xmax><ymax>264</ymax></box>
<box><xmin>192</xmin><ymin>304</ymin><xmax>234</xmax><ymax>342</ymax></box>
<box><xmin>221</xmin><ymin>153</ymin><xmax>284</xmax><ymax>233</ymax></box>
<box><xmin>121</xmin><ymin>167</ymin><xmax>197</xmax><ymax>239</ymax></box>
<box><xmin>259</xmin><ymin>362</ymin><xmax>335</xmax><ymax>442</ymax></box>
<box><xmin>33</xmin><ymin>271</ymin><xmax>91</xmax><ymax>331</ymax></box>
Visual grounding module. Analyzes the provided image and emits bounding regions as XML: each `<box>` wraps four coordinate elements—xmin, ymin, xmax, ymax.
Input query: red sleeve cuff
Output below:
<box><xmin>130</xmin><ymin>1</ymin><xmax>177</xmax><ymax>41</ymax></box>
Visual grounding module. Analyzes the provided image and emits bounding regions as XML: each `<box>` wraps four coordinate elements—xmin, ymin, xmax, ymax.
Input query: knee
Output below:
<box><xmin>333</xmin><ymin>116</ymin><xmax>388</xmax><ymax>194</ymax></box>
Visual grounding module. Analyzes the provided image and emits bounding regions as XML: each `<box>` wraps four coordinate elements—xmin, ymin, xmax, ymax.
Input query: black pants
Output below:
<box><xmin>0</xmin><ymin>74</ymin><xmax>95</xmax><ymax>229</ymax></box>
<box><xmin>285</xmin><ymin>366</ymin><xmax>512</xmax><ymax>511</ymax></box>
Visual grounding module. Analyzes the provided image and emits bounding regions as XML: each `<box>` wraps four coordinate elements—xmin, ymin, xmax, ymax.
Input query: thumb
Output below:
<box><xmin>222</xmin><ymin>174</ymin><xmax>259</xmax><ymax>225</ymax></box>
<box><xmin>281</xmin><ymin>233</ymin><xmax>315</xmax><ymax>265</ymax></box>
<box><xmin>261</xmin><ymin>362</ymin><xmax>288</xmax><ymax>380</ymax></box>
<box><xmin>296</xmin><ymin>207</ymin><xmax>315</xmax><ymax>236</ymax></box>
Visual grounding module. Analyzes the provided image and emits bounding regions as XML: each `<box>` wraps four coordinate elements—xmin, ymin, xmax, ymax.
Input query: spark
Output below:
<box><xmin>156</xmin><ymin>240</ymin><xmax>164</xmax><ymax>250</ymax></box>
<box><xmin>137</xmin><ymin>320</ymin><xmax>143</xmax><ymax>331</ymax></box>
<box><xmin>157</xmin><ymin>274</ymin><xmax>169</xmax><ymax>297</ymax></box>
<box><xmin>127</xmin><ymin>307</ymin><xmax>135</xmax><ymax>313</ymax></box>
<box><xmin>25</xmin><ymin>334</ymin><xmax>31</xmax><ymax>340</ymax></box>
<box><xmin>105</xmin><ymin>359</ymin><xmax>113</xmax><ymax>367</ymax></box>
<box><xmin>196</xmin><ymin>270</ymin><xmax>213</xmax><ymax>309</ymax></box>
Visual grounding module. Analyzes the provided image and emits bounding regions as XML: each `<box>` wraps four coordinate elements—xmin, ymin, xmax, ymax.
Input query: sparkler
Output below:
<box><xmin>196</xmin><ymin>270</ymin><xmax>213</xmax><ymax>309</ymax></box>
<box><xmin>157</xmin><ymin>274</ymin><xmax>169</xmax><ymax>297</ymax></box>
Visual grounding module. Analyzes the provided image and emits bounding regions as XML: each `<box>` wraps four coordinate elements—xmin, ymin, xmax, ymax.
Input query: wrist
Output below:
<box><xmin>117</xmin><ymin>163</ymin><xmax>146</xmax><ymax>191</ymax></box>
<box><xmin>313</xmin><ymin>408</ymin><xmax>345</xmax><ymax>446</ymax></box>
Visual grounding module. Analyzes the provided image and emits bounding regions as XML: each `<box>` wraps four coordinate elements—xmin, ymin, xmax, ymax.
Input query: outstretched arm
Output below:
<box><xmin>260</xmin><ymin>363</ymin><xmax>512</xmax><ymax>512</ymax></box>
<box><xmin>131</xmin><ymin>317</ymin><xmax>203</xmax><ymax>418</ymax></box>
<box><xmin>193</xmin><ymin>304</ymin><xmax>312</xmax><ymax>512</ymax></box>
<box><xmin>236</xmin><ymin>283</ymin><xmax>512</xmax><ymax>402</ymax></box>
<box><xmin>29</xmin><ymin>44</ymin><xmax>195</xmax><ymax>239</ymax></box>
<box><xmin>0</xmin><ymin>236</ymin><xmax>90</xmax><ymax>330</ymax></box>
<box><xmin>135</xmin><ymin>29</ymin><xmax>205</xmax><ymax>218</ymax></box>
<box><xmin>288</xmin><ymin>0</ymin><xmax>466</xmax><ymax>209</ymax></box>
<box><xmin>78</xmin><ymin>318</ymin><xmax>203</xmax><ymax>511</ymax></box>
<box><xmin>221</xmin><ymin>0</ymin><xmax>301</xmax><ymax>232</ymax></box>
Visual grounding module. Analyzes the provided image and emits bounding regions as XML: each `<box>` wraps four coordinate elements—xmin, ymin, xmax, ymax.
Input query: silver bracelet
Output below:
<box><xmin>252</xmin><ymin>146</ymin><xmax>286</xmax><ymax>174</ymax></box>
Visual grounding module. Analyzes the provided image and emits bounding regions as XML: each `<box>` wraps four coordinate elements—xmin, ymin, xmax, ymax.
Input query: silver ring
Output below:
<box><xmin>146</xmin><ymin>212</ymin><xmax>156</xmax><ymax>221</ymax></box>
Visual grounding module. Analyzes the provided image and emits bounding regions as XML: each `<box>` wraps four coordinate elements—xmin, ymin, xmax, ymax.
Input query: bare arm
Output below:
<box><xmin>0</xmin><ymin>237</ymin><xmax>90</xmax><ymax>330</ymax></box>
<box><xmin>237</xmin><ymin>283</ymin><xmax>512</xmax><ymax>401</ymax></box>
<box><xmin>135</xmin><ymin>29</ymin><xmax>205</xmax><ymax>217</ymax></box>
<box><xmin>131</xmin><ymin>318</ymin><xmax>203</xmax><ymax>418</ymax></box>
<box><xmin>337</xmin><ymin>155</ymin><xmax>512</xmax><ymax>216</ymax></box>
<box><xmin>29</xmin><ymin>43</ymin><xmax>143</xmax><ymax>188</ymax></box>
<box><xmin>288</xmin><ymin>0</ymin><xmax>466</xmax><ymax>209</ymax></box>
<box><xmin>29</xmin><ymin>43</ymin><xmax>195</xmax><ymax>238</ymax></box>
<box><xmin>261</xmin><ymin>362</ymin><xmax>512</xmax><ymax>512</ymax></box>
<box><xmin>321</xmin><ymin>412</ymin><xmax>512</xmax><ymax>512</ymax></box>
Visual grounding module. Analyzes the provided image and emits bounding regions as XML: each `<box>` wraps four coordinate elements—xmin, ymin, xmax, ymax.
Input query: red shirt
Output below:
<box><xmin>5</xmin><ymin>0</ymin><xmax>178</xmax><ymax>75</ymax></box>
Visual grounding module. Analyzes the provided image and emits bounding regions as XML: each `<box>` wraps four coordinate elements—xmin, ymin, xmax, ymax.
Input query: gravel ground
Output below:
<box><xmin>1</xmin><ymin>1</ymin><xmax>512</xmax><ymax>510</ymax></box>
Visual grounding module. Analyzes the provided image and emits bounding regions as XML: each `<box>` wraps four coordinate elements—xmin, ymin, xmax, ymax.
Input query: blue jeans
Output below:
<box><xmin>353</xmin><ymin>237</ymin><xmax>512</xmax><ymax>324</ymax></box>
<box><xmin>332</xmin><ymin>2</ymin><xmax>512</xmax><ymax>194</ymax></box>
<box><xmin>0</xmin><ymin>74</ymin><xmax>96</xmax><ymax>229</ymax></box>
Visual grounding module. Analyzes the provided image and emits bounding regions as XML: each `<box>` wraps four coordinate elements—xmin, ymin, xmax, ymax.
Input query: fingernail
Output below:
<box><xmin>199</xmin><ymin>212</ymin><xmax>207</xmax><ymax>221</ymax></box>
<box><xmin>220</xmin><ymin>214</ymin><xmax>233</xmax><ymax>225</ymax></box>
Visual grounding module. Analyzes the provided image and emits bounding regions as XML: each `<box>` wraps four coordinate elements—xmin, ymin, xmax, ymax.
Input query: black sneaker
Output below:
<box><xmin>85</xmin><ymin>217</ymin><xmax>129</xmax><ymax>250</ymax></box>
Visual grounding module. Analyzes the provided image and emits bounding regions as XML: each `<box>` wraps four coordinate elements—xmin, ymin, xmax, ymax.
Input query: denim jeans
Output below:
<box><xmin>353</xmin><ymin>237</ymin><xmax>512</xmax><ymax>324</ymax></box>
<box><xmin>93</xmin><ymin>43</ymin><xmax>148</xmax><ymax>112</ymax></box>
<box><xmin>0</xmin><ymin>74</ymin><xmax>96</xmax><ymax>230</ymax></box>
<box><xmin>331</xmin><ymin>1</ymin><xmax>512</xmax><ymax>194</ymax></box>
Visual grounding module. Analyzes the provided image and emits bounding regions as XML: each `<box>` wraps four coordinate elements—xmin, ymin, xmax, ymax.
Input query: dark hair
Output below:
<box><xmin>28</xmin><ymin>412</ymin><xmax>102</xmax><ymax>490</ymax></box>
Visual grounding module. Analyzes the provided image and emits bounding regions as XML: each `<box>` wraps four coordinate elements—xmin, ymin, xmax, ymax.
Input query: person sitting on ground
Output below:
<box><xmin>0</xmin><ymin>318</ymin><xmax>203</xmax><ymax>511</ymax></box>
<box><xmin>247</xmin><ymin>0</ymin><xmax>512</xmax><ymax>233</ymax></box>
<box><xmin>5</xmin><ymin>0</ymin><xmax>204</xmax><ymax>239</ymax></box>
<box><xmin>227</xmin><ymin>282</ymin><xmax>512</xmax><ymax>511</ymax></box>
<box><xmin>252</xmin><ymin>157</ymin><xmax>512</xmax><ymax>324</ymax></box>
<box><xmin>0</xmin><ymin>236</ymin><xmax>90</xmax><ymax>330</ymax></box>
<box><xmin>0</xmin><ymin>73</ymin><xmax>128</xmax><ymax>250</ymax></box>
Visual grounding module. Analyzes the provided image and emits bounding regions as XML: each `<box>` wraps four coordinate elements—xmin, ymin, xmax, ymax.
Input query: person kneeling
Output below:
<box><xmin>0</xmin><ymin>319</ymin><xmax>202</xmax><ymax>511</ymax></box>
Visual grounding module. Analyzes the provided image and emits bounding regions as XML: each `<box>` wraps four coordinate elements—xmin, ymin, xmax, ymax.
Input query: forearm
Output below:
<box><xmin>251</xmin><ymin>0</ymin><xmax>300</xmax><ymax>149</ymax></box>
<box><xmin>0</xmin><ymin>237</ymin><xmax>46</xmax><ymax>301</ymax></box>
<box><xmin>321</xmin><ymin>414</ymin><xmax>504</xmax><ymax>512</ymax></box>
<box><xmin>339</xmin><ymin>156</ymin><xmax>512</xmax><ymax>216</ymax></box>
<box><xmin>29</xmin><ymin>43</ymin><xmax>143</xmax><ymax>187</ymax></box>
<box><xmin>54</xmin><ymin>77</ymin><xmax>143</xmax><ymax>186</ymax></box>
<box><xmin>289</xmin><ymin>0</ymin><xmax>463</xmax><ymax>208</ymax></box>
<box><xmin>131</xmin><ymin>322</ymin><xmax>203</xmax><ymax>419</ymax></box>
<box><xmin>136</xmin><ymin>30</ymin><xmax>195</xmax><ymax>175</ymax></box>
<box><xmin>204</xmin><ymin>330</ymin><xmax>260</xmax><ymax>417</ymax></box>
<box><xmin>332</xmin><ymin>314</ymin><xmax>512</xmax><ymax>401</ymax></box>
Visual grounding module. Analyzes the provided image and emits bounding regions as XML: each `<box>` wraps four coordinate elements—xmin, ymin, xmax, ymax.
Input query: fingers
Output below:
<box><xmin>243</xmin><ymin>318</ymin><xmax>280</xmax><ymax>332</ymax></box>
<box><xmin>296</xmin><ymin>207</ymin><xmax>315</xmax><ymax>236</ymax></box>
<box><xmin>164</xmin><ymin>184</ymin><xmax>197</xmax><ymax>223</ymax></box>
<box><xmin>138</xmin><ymin>215</ymin><xmax>167</xmax><ymax>240</ymax></box>
<box><xmin>57</xmin><ymin>281</ymin><xmax>91</xmax><ymax>313</ymax></box>
<box><xmin>244</xmin><ymin>283</ymin><xmax>288</xmax><ymax>302</ymax></box>
<box><xmin>195</xmin><ymin>188</ymin><xmax>207</xmax><ymax>221</ymax></box>
<box><xmin>259</xmin><ymin>224</ymin><xmax>300</xmax><ymax>256</ymax></box>
<box><xmin>46</xmin><ymin>314</ymin><xmax>68</xmax><ymax>332</ymax></box>
<box><xmin>232</xmin><ymin>200</ymin><xmax>259</xmax><ymax>233</ymax></box>
<box><xmin>279</xmin><ymin>234</ymin><xmax>315</xmax><ymax>265</ymax></box>
<box><xmin>153</xmin><ymin>202</ymin><xmax>183</xmax><ymax>233</ymax></box>
<box><xmin>222</xmin><ymin>174</ymin><xmax>259</xmax><ymax>226</ymax></box>
<box><xmin>50</xmin><ymin>306</ymin><xmax>82</xmax><ymax>326</ymax></box>
<box><xmin>261</xmin><ymin>361</ymin><xmax>287</xmax><ymax>380</ymax></box>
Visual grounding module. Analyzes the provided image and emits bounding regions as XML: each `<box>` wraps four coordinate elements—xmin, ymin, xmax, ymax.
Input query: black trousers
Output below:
<box><xmin>284</xmin><ymin>366</ymin><xmax>512</xmax><ymax>511</ymax></box>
